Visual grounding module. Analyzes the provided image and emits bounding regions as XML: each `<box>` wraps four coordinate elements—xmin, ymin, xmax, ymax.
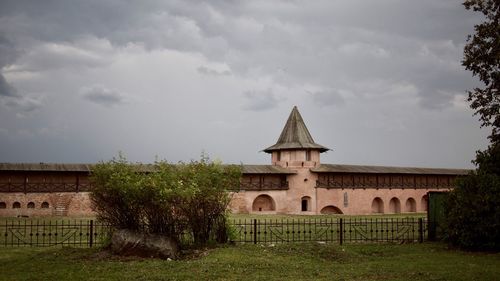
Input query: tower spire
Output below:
<box><xmin>263</xmin><ymin>106</ymin><xmax>330</xmax><ymax>153</ymax></box>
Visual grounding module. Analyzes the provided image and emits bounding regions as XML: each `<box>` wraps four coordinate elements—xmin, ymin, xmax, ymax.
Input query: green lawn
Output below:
<box><xmin>0</xmin><ymin>243</ymin><xmax>498</xmax><ymax>281</ymax></box>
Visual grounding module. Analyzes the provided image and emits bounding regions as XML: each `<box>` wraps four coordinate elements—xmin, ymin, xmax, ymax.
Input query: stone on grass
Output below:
<box><xmin>111</xmin><ymin>229</ymin><xmax>179</xmax><ymax>259</ymax></box>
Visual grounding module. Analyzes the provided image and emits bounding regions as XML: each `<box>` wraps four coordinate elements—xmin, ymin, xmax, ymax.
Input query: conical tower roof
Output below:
<box><xmin>263</xmin><ymin>106</ymin><xmax>330</xmax><ymax>153</ymax></box>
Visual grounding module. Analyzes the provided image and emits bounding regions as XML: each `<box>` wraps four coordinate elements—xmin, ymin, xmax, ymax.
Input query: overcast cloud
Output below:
<box><xmin>0</xmin><ymin>0</ymin><xmax>489</xmax><ymax>168</ymax></box>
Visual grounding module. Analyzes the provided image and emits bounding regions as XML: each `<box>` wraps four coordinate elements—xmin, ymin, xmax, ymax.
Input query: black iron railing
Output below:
<box><xmin>230</xmin><ymin>218</ymin><xmax>426</xmax><ymax>244</ymax></box>
<box><xmin>0</xmin><ymin>219</ymin><xmax>110</xmax><ymax>247</ymax></box>
<box><xmin>0</xmin><ymin>217</ymin><xmax>426</xmax><ymax>247</ymax></box>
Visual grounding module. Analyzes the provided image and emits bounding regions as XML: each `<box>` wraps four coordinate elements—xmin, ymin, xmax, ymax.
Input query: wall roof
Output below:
<box><xmin>0</xmin><ymin>163</ymin><xmax>471</xmax><ymax>175</ymax></box>
<box><xmin>241</xmin><ymin>165</ymin><xmax>297</xmax><ymax>174</ymax></box>
<box><xmin>0</xmin><ymin>163</ymin><xmax>93</xmax><ymax>172</ymax></box>
<box><xmin>263</xmin><ymin>106</ymin><xmax>330</xmax><ymax>153</ymax></box>
<box><xmin>0</xmin><ymin>163</ymin><xmax>295</xmax><ymax>175</ymax></box>
<box><xmin>311</xmin><ymin>164</ymin><xmax>470</xmax><ymax>175</ymax></box>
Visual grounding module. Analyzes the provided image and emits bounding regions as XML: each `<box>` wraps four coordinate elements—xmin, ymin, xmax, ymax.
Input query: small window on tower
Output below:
<box><xmin>306</xmin><ymin>150</ymin><xmax>311</xmax><ymax>161</ymax></box>
<box><xmin>277</xmin><ymin>151</ymin><xmax>281</xmax><ymax>161</ymax></box>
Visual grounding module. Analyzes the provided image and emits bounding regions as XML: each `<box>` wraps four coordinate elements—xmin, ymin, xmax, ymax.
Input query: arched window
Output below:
<box><xmin>0</xmin><ymin>202</ymin><xmax>6</xmax><ymax>209</ymax></box>
<box><xmin>41</xmin><ymin>202</ymin><xmax>50</xmax><ymax>209</ymax></box>
<box><xmin>405</xmin><ymin>198</ymin><xmax>416</xmax><ymax>212</ymax></box>
<box><xmin>301</xmin><ymin>196</ymin><xmax>311</xmax><ymax>211</ymax></box>
<box><xmin>27</xmin><ymin>202</ymin><xmax>35</xmax><ymax>209</ymax></box>
<box><xmin>389</xmin><ymin>197</ymin><xmax>401</xmax><ymax>214</ymax></box>
<box><xmin>252</xmin><ymin>195</ymin><xmax>275</xmax><ymax>212</ymax></box>
<box><xmin>371</xmin><ymin>197</ymin><xmax>384</xmax><ymax>214</ymax></box>
<box><xmin>320</xmin><ymin>205</ymin><xmax>343</xmax><ymax>214</ymax></box>
<box><xmin>12</xmin><ymin>202</ymin><xmax>21</xmax><ymax>209</ymax></box>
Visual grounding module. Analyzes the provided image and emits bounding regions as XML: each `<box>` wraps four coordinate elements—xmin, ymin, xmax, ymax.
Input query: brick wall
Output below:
<box><xmin>0</xmin><ymin>192</ymin><xmax>95</xmax><ymax>217</ymax></box>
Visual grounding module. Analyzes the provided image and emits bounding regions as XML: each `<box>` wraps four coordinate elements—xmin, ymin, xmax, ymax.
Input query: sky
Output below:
<box><xmin>0</xmin><ymin>0</ymin><xmax>490</xmax><ymax>168</ymax></box>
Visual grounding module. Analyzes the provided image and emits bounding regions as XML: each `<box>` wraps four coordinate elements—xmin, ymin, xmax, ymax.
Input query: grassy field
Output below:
<box><xmin>0</xmin><ymin>242</ymin><xmax>498</xmax><ymax>281</ymax></box>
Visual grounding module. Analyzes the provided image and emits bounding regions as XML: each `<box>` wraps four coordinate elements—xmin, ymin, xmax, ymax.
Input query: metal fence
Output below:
<box><xmin>231</xmin><ymin>218</ymin><xmax>426</xmax><ymax>244</ymax></box>
<box><xmin>0</xmin><ymin>219</ymin><xmax>110</xmax><ymax>247</ymax></box>
<box><xmin>0</xmin><ymin>217</ymin><xmax>426</xmax><ymax>247</ymax></box>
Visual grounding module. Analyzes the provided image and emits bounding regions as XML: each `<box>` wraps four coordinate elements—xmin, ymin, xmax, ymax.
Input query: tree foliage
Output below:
<box><xmin>463</xmin><ymin>0</ymin><xmax>500</xmax><ymax>147</ymax></box>
<box><xmin>89</xmin><ymin>154</ymin><xmax>241</xmax><ymax>246</ymax></box>
<box><xmin>444</xmin><ymin>171</ymin><xmax>500</xmax><ymax>250</ymax></box>
<box><xmin>443</xmin><ymin>1</ymin><xmax>500</xmax><ymax>250</ymax></box>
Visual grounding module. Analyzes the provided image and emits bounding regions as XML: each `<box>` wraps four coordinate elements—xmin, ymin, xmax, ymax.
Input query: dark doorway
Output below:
<box><xmin>301</xmin><ymin>199</ymin><xmax>308</xmax><ymax>211</ymax></box>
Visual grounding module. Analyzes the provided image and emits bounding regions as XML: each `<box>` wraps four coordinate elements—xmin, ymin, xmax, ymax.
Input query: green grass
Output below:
<box><xmin>0</xmin><ymin>243</ymin><xmax>498</xmax><ymax>281</ymax></box>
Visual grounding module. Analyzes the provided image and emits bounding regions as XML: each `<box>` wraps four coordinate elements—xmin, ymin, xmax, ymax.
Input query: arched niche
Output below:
<box><xmin>405</xmin><ymin>198</ymin><xmax>416</xmax><ymax>212</ymax></box>
<box><xmin>371</xmin><ymin>197</ymin><xmax>384</xmax><ymax>214</ymax></box>
<box><xmin>320</xmin><ymin>205</ymin><xmax>343</xmax><ymax>214</ymax></box>
<box><xmin>252</xmin><ymin>194</ymin><xmax>275</xmax><ymax>212</ymax></box>
<box><xmin>389</xmin><ymin>197</ymin><xmax>401</xmax><ymax>214</ymax></box>
<box><xmin>421</xmin><ymin>195</ymin><xmax>428</xmax><ymax>212</ymax></box>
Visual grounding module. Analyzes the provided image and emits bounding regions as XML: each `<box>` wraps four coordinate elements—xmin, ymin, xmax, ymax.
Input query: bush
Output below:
<box><xmin>443</xmin><ymin>171</ymin><xmax>500</xmax><ymax>250</ymax></box>
<box><xmin>89</xmin><ymin>154</ymin><xmax>241</xmax><ymax>247</ymax></box>
<box><xmin>89</xmin><ymin>155</ymin><xmax>144</xmax><ymax>231</ymax></box>
<box><xmin>173</xmin><ymin>157</ymin><xmax>240</xmax><ymax>245</ymax></box>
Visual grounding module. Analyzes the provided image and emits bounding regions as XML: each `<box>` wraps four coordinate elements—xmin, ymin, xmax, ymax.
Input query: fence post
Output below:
<box><xmin>418</xmin><ymin>218</ymin><xmax>423</xmax><ymax>243</ymax></box>
<box><xmin>339</xmin><ymin>218</ymin><xmax>343</xmax><ymax>245</ymax></box>
<box><xmin>89</xmin><ymin>220</ymin><xmax>94</xmax><ymax>248</ymax></box>
<box><xmin>253</xmin><ymin>219</ymin><xmax>257</xmax><ymax>244</ymax></box>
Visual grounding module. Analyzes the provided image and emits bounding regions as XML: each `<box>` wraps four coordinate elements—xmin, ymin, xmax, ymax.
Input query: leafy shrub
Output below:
<box><xmin>173</xmin><ymin>157</ymin><xmax>241</xmax><ymax>245</ymax></box>
<box><xmin>89</xmin><ymin>155</ymin><xmax>144</xmax><ymax>231</ymax></box>
<box><xmin>443</xmin><ymin>171</ymin><xmax>500</xmax><ymax>250</ymax></box>
<box><xmin>89</xmin><ymin>154</ymin><xmax>241</xmax><ymax>247</ymax></box>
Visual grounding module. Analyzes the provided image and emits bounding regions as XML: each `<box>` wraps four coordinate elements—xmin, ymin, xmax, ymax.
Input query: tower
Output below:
<box><xmin>263</xmin><ymin>106</ymin><xmax>330</xmax><ymax>168</ymax></box>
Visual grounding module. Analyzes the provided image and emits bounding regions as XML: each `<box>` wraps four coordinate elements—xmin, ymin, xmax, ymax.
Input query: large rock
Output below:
<box><xmin>111</xmin><ymin>229</ymin><xmax>179</xmax><ymax>259</ymax></box>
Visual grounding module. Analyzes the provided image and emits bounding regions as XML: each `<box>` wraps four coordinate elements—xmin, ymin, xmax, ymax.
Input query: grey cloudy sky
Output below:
<box><xmin>0</xmin><ymin>0</ymin><xmax>490</xmax><ymax>168</ymax></box>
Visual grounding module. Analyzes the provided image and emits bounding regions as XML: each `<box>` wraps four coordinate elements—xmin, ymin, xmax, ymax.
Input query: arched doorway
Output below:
<box><xmin>405</xmin><ymin>198</ymin><xmax>416</xmax><ymax>212</ymax></box>
<box><xmin>371</xmin><ymin>197</ymin><xmax>384</xmax><ymax>214</ymax></box>
<box><xmin>320</xmin><ymin>205</ymin><xmax>343</xmax><ymax>214</ymax></box>
<box><xmin>252</xmin><ymin>195</ymin><xmax>275</xmax><ymax>212</ymax></box>
<box><xmin>389</xmin><ymin>197</ymin><xmax>401</xmax><ymax>213</ymax></box>
<box><xmin>301</xmin><ymin>196</ymin><xmax>311</xmax><ymax>211</ymax></box>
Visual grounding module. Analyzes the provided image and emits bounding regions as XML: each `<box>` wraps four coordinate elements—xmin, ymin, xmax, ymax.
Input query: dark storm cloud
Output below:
<box><xmin>80</xmin><ymin>85</ymin><xmax>127</xmax><ymax>107</ymax></box>
<box><xmin>0</xmin><ymin>74</ymin><xmax>17</xmax><ymax>97</ymax></box>
<box><xmin>197</xmin><ymin>66</ymin><xmax>231</xmax><ymax>76</ymax></box>
<box><xmin>242</xmin><ymin>89</ymin><xmax>280</xmax><ymax>112</ymax></box>
<box><xmin>0</xmin><ymin>0</ymin><xmax>481</xmax><ymax>111</ymax></box>
<box><xmin>0</xmin><ymin>0</ymin><xmax>487</xmax><ymax>167</ymax></box>
<box><xmin>310</xmin><ymin>90</ymin><xmax>346</xmax><ymax>107</ymax></box>
<box><xmin>3</xmin><ymin>96</ymin><xmax>43</xmax><ymax>113</ymax></box>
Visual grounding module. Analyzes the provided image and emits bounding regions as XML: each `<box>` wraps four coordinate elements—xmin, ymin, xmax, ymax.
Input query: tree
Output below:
<box><xmin>462</xmin><ymin>0</ymin><xmax>500</xmax><ymax>172</ymax></box>
<box><xmin>444</xmin><ymin>171</ymin><xmax>500</xmax><ymax>250</ymax></box>
<box><xmin>463</xmin><ymin>0</ymin><xmax>500</xmax><ymax>142</ymax></box>
<box><xmin>443</xmin><ymin>1</ymin><xmax>500</xmax><ymax>250</ymax></box>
